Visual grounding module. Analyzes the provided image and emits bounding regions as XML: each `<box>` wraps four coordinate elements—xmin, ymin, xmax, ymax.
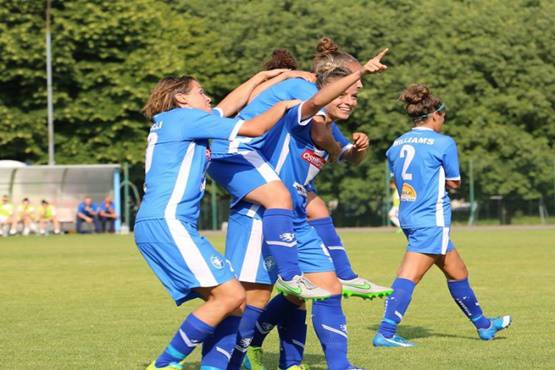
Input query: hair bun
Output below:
<box><xmin>316</xmin><ymin>37</ymin><xmax>339</xmax><ymax>55</ymax></box>
<box><xmin>400</xmin><ymin>84</ymin><xmax>430</xmax><ymax>105</ymax></box>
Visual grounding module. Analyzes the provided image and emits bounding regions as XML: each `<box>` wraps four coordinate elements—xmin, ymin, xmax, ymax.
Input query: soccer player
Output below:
<box><xmin>10</xmin><ymin>198</ymin><xmax>37</xmax><ymax>235</ymax></box>
<box><xmin>0</xmin><ymin>195</ymin><xmax>14</xmax><ymax>236</ymax></box>
<box><xmin>134</xmin><ymin>70</ymin><xmax>300</xmax><ymax>370</ymax></box>
<box><xmin>373</xmin><ymin>84</ymin><xmax>511</xmax><ymax>347</ymax></box>
<box><xmin>388</xmin><ymin>180</ymin><xmax>401</xmax><ymax>229</ymax></box>
<box><xmin>222</xmin><ymin>38</ymin><xmax>392</xmax><ymax>302</ymax></box>
<box><xmin>225</xmin><ymin>51</ymin><xmax>388</xmax><ymax>370</ymax></box>
<box><xmin>38</xmin><ymin>199</ymin><xmax>61</xmax><ymax>235</ymax></box>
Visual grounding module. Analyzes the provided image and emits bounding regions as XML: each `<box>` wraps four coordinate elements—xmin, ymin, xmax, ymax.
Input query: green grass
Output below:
<box><xmin>1</xmin><ymin>227</ymin><xmax>554</xmax><ymax>369</ymax></box>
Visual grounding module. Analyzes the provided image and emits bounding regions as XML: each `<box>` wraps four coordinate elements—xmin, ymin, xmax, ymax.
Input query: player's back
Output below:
<box><xmin>386</xmin><ymin>127</ymin><xmax>460</xmax><ymax>228</ymax></box>
<box><xmin>136</xmin><ymin>108</ymin><xmax>211</xmax><ymax>224</ymax></box>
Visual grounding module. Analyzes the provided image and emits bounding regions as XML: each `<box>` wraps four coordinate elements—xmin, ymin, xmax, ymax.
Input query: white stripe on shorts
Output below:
<box><xmin>164</xmin><ymin>143</ymin><xmax>218</xmax><ymax>286</ymax></box>
<box><xmin>441</xmin><ymin>227</ymin><xmax>449</xmax><ymax>255</ymax></box>
<box><xmin>242</xmin><ymin>150</ymin><xmax>280</xmax><ymax>182</ymax></box>
<box><xmin>436</xmin><ymin>167</ymin><xmax>446</xmax><ymax>227</ymax></box>
<box><xmin>239</xmin><ymin>217</ymin><xmax>263</xmax><ymax>282</ymax></box>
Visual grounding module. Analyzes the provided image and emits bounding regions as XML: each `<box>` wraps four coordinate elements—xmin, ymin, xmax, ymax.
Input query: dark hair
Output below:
<box><xmin>23</xmin><ymin>198</ymin><xmax>29</xmax><ymax>202</ymax></box>
<box><xmin>41</xmin><ymin>199</ymin><xmax>48</xmax><ymax>205</ymax></box>
<box><xmin>399</xmin><ymin>84</ymin><xmax>442</xmax><ymax>122</ymax></box>
<box><xmin>312</xmin><ymin>37</ymin><xmax>358</xmax><ymax>74</ymax></box>
<box><xmin>142</xmin><ymin>76</ymin><xmax>196</xmax><ymax>119</ymax></box>
<box><xmin>316</xmin><ymin>66</ymin><xmax>351</xmax><ymax>88</ymax></box>
<box><xmin>263</xmin><ymin>49</ymin><xmax>298</xmax><ymax>70</ymax></box>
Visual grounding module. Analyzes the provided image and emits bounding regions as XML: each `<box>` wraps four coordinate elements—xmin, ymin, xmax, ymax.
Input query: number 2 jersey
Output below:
<box><xmin>386</xmin><ymin>127</ymin><xmax>460</xmax><ymax>228</ymax></box>
<box><xmin>135</xmin><ymin>108</ymin><xmax>243</xmax><ymax>225</ymax></box>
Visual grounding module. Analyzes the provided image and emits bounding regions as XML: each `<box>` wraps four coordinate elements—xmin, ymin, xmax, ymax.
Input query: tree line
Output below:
<box><xmin>1</xmin><ymin>0</ymin><xmax>554</xmax><ymax>224</ymax></box>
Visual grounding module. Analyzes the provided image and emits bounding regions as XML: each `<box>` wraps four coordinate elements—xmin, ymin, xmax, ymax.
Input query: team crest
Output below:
<box><xmin>401</xmin><ymin>183</ymin><xmax>417</xmax><ymax>202</ymax></box>
<box><xmin>210</xmin><ymin>255</ymin><xmax>224</xmax><ymax>270</ymax></box>
<box><xmin>279</xmin><ymin>232</ymin><xmax>295</xmax><ymax>242</ymax></box>
<box><xmin>264</xmin><ymin>256</ymin><xmax>275</xmax><ymax>271</ymax></box>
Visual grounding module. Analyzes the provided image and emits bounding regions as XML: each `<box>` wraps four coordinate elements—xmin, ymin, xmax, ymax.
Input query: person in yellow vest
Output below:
<box><xmin>0</xmin><ymin>195</ymin><xmax>14</xmax><ymax>237</ymax></box>
<box><xmin>388</xmin><ymin>179</ymin><xmax>401</xmax><ymax>229</ymax></box>
<box><xmin>38</xmin><ymin>199</ymin><xmax>61</xmax><ymax>235</ymax></box>
<box><xmin>10</xmin><ymin>198</ymin><xmax>37</xmax><ymax>235</ymax></box>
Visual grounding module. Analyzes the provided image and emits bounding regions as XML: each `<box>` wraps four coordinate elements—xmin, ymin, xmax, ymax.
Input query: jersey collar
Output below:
<box><xmin>412</xmin><ymin>127</ymin><xmax>434</xmax><ymax>131</ymax></box>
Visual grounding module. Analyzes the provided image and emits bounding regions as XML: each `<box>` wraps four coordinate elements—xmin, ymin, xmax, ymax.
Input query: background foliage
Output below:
<box><xmin>1</xmin><ymin>0</ymin><xmax>554</xmax><ymax>224</ymax></box>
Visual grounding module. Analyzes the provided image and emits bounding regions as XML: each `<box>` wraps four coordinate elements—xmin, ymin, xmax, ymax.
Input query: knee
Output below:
<box><xmin>261</xmin><ymin>183</ymin><xmax>292</xmax><ymax>209</ymax></box>
<box><xmin>217</xmin><ymin>282</ymin><xmax>246</xmax><ymax>313</ymax></box>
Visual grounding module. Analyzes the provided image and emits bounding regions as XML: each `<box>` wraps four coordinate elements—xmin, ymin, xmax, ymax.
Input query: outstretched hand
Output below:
<box><xmin>362</xmin><ymin>48</ymin><xmax>389</xmax><ymax>74</ymax></box>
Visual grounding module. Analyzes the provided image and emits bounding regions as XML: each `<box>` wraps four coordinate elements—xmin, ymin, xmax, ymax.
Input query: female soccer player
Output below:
<box><xmin>373</xmin><ymin>84</ymin><xmax>511</xmax><ymax>347</ymax></box>
<box><xmin>224</xmin><ymin>51</ymin><xmax>389</xmax><ymax>370</ymax></box>
<box><xmin>134</xmin><ymin>70</ymin><xmax>299</xmax><ymax>370</ymax></box>
<box><xmin>228</xmin><ymin>38</ymin><xmax>392</xmax><ymax>301</ymax></box>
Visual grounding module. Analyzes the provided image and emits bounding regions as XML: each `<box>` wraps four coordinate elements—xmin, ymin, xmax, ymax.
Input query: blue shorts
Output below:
<box><xmin>403</xmin><ymin>226</ymin><xmax>454</xmax><ymax>255</ymax></box>
<box><xmin>208</xmin><ymin>151</ymin><xmax>280</xmax><ymax>207</ymax></box>
<box><xmin>225</xmin><ymin>212</ymin><xmax>334</xmax><ymax>285</ymax></box>
<box><xmin>134</xmin><ymin>219</ymin><xmax>235</xmax><ymax>306</ymax></box>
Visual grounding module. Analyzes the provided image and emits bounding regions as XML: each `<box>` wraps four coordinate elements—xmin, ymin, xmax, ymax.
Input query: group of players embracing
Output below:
<box><xmin>134</xmin><ymin>37</ymin><xmax>511</xmax><ymax>370</ymax></box>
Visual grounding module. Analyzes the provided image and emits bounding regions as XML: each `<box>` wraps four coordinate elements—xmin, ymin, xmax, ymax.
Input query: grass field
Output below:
<box><xmin>1</xmin><ymin>227</ymin><xmax>554</xmax><ymax>370</ymax></box>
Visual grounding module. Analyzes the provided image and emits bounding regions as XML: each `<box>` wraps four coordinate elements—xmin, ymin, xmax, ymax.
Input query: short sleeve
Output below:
<box><xmin>183</xmin><ymin>110</ymin><xmax>244</xmax><ymax>141</ymax></box>
<box><xmin>284</xmin><ymin>102</ymin><xmax>327</xmax><ymax>139</ymax></box>
<box><xmin>442</xmin><ymin>138</ymin><xmax>460</xmax><ymax>180</ymax></box>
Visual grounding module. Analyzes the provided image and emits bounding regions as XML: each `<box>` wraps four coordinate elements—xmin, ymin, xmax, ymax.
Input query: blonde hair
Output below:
<box><xmin>142</xmin><ymin>76</ymin><xmax>195</xmax><ymax>119</ymax></box>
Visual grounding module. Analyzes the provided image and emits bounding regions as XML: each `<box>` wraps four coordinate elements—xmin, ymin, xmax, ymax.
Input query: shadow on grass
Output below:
<box><xmin>139</xmin><ymin>351</ymin><xmax>328</xmax><ymax>369</ymax></box>
<box><xmin>367</xmin><ymin>324</ymin><xmax>480</xmax><ymax>341</ymax></box>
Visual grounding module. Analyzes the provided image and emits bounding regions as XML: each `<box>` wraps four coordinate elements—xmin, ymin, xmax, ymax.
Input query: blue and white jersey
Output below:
<box><xmin>135</xmin><ymin>108</ymin><xmax>243</xmax><ymax>224</ymax></box>
<box><xmin>234</xmin><ymin>103</ymin><xmax>328</xmax><ymax>220</ymax></box>
<box><xmin>386</xmin><ymin>127</ymin><xmax>461</xmax><ymax>228</ymax></box>
<box><xmin>210</xmin><ymin>78</ymin><xmax>351</xmax><ymax>156</ymax></box>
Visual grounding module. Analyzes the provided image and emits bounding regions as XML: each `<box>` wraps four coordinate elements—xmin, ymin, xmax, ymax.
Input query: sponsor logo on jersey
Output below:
<box><xmin>301</xmin><ymin>149</ymin><xmax>327</xmax><ymax>169</ymax></box>
<box><xmin>279</xmin><ymin>232</ymin><xmax>295</xmax><ymax>242</ymax></box>
<box><xmin>401</xmin><ymin>183</ymin><xmax>417</xmax><ymax>201</ymax></box>
<box><xmin>210</xmin><ymin>255</ymin><xmax>224</xmax><ymax>269</ymax></box>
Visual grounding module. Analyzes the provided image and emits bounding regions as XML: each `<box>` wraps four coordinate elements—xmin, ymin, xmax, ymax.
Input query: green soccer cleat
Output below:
<box><xmin>243</xmin><ymin>346</ymin><xmax>266</xmax><ymax>370</ymax></box>
<box><xmin>275</xmin><ymin>275</ymin><xmax>331</xmax><ymax>301</ymax></box>
<box><xmin>284</xmin><ymin>365</ymin><xmax>311</xmax><ymax>370</ymax></box>
<box><xmin>340</xmin><ymin>277</ymin><xmax>393</xmax><ymax>300</ymax></box>
<box><xmin>146</xmin><ymin>361</ymin><xmax>183</xmax><ymax>370</ymax></box>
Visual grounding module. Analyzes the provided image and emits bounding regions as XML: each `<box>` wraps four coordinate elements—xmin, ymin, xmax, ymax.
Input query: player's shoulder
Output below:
<box><xmin>433</xmin><ymin>132</ymin><xmax>457</xmax><ymax>147</ymax></box>
<box><xmin>277</xmin><ymin>78</ymin><xmax>316</xmax><ymax>90</ymax></box>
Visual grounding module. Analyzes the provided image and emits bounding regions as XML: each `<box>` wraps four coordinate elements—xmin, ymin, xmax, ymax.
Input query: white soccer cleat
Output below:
<box><xmin>275</xmin><ymin>275</ymin><xmax>332</xmax><ymax>300</ymax></box>
<box><xmin>340</xmin><ymin>276</ymin><xmax>393</xmax><ymax>300</ymax></box>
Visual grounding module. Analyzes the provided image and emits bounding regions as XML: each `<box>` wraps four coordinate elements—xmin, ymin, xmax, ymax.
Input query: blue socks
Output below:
<box><xmin>278</xmin><ymin>306</ymin><xmax>307</xmax><ymax>369</ymax></box>
<box><xmin>227</xmin><ymin>305</ymin><xmax>264</xmax><ymax>370</ymax></box>
<box><xmin>378</xmin><ymin>278</ymin><xmax>416</xmax><ymax>338</ymax></box>
<box><xmin>155</xmin><ymin>314</ymin><xmax>215</xmax><ymax>367</ymax></box>
<box><xmin>312</xmin><ymin>294</ymin><xmax>350</xmax><ymax>370</ymax></box>
<box><xmin>309</xmin><ymin>217</ymin><xmax>357</xmax><ymax>280</ymax></box>
<box><xmin>263</xmin><ymin>209</ymin><xmax>302</xmax><ymax>281</ymax></box>
<box><xmin>251</xmin><ymin>294</ymin><xmax>297</xmax><ymax>347</ymax></box>
<box><xmin>448</xmin><ymin>278</ymin><xmax>491</xmax><ymax>329</ymax></box>
<box><xmin>200</xmin><ymin>315</ymin><xmax>240</xmax><ymax>369</ymax></box>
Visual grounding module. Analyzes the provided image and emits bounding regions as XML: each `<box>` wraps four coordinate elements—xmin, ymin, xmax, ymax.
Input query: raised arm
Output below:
<box><xmin>300</xmin><ymin>48</ymin><xmax>389</xmax><ymax>121</ymax></box>
<box><xmin>238</xmin><ymin>99</ymin><xmax>301</xmax><ymax>137</ymax></box>
<box><xmin>216</xmin><ymin>69</ymin><xmax>289</xmax><ymax>117</ymax></box>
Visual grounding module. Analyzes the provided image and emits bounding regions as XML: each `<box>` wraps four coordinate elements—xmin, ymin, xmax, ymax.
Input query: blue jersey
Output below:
<box><xmin>234</xmin><ymin>103</ymin><xmax>328</xmax><ymax>220</ymax></box>
<box><xmin>210</xmin><ymin>78</ymin><xmax>350</xmax><ymax>156</ymax></box>
<box><xmin>135</xmin><ymin>108</ymin><xmax>243</xmax><ymax>224</ymax></box>
<box><xmin>386</xmin><ymin>127</ymin><xmax>461</xmax><ymax>228</ymax></box>
<box><xmin>77</xmin><ymin>202</ymin><xmax>98</xmax><ymax>217</ymax></box>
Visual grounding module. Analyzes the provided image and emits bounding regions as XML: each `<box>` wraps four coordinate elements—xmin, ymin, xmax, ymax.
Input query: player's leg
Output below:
<box><xmin>436</xmin><ymin>247</ymin><xmax>511</xmax><ymax>341</ymax></box>
<box><xmin>306</xmin><ymin>191</ymin><xmax>392</xmax><ymax>300</ymax></box>
<box><xmin>39</xmin><ymin>218</ymin><xmax>46</xmax><ymax>235</ymax></box>
<box><xmin>208</xmin><ymin>154</ymin><xmax>329</xmax><ymax>300</ymax></box>
<box><xmin>135</xmin><ymin>219</ymin><xmax>243</xmax><ymax>369</ymax></box>
<box><xmin>52</xmin><ymin>216</ymin><xmax>61</xmax><ymax>234</ymax></box>
<box><xmin>373</xmin><ymin>251</ymin><xmax>436</xmax><ymax>347</ymax></box>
